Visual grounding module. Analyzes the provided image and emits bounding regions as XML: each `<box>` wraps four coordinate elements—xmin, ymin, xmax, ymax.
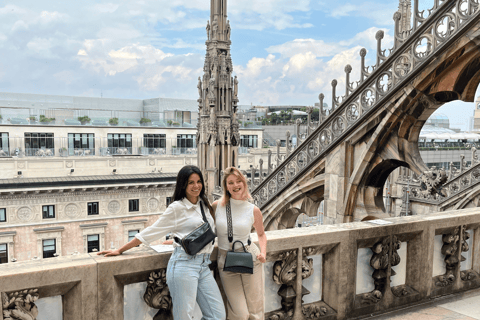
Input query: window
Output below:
<box><xmin>0</xmin><ymin>208</ymin><xmax>5</xmax><ymax>222</ymax></box>
<box><xmin>0</xmin><ymin>133</ymin><xmax>9</xmax><ymax>153</ymax></box>
<box><xmin>128</xmin><ymin>230</ymin><xmax>139</xmax><ymax>242</ymax></box>
<box><xmin>42</xmin><ymin>205</ymin><xmax>55</xmax><ymax>219</ymax></box>
<box><xmin>42</xmin><ymin>239</ymin><xmax>56</xmax><ymax>258</ymax></box>
<box><xmin>24</xmin><ymin>133</ymin><xmax>55</xmax><ymax>152</ymax></box>
<box><xmin>129</xmin><ymin>199</ymin><xmax>139</xmax><ymax>212</ymax></box>
<box><xmin>87</xmin><ymin>234</ymin><xmax>100</xmax><ymax>253</ymax></box>
<box><xmin>108</xmin><ymin>133</ymin><xmax>132</xmax><ymax>150</ymax></box>
<box><xmin>68</xmin><ymin>133</ymin><xmax>95</xmax><ymax>154</ymax></box>
<box><xmin>166</xmin><ymin>197</ymin><xmax>172</xmax><ymax>207</ymax></box>
<box><xmin>240</xmin><ymin>135</ymin><xmax>258</xmax><ymax>148</ymax></box>
<box><xmin>176</xmin><ymin>134</ymin><xmax>196</xmax><ymax>153</ymax></box>
<box><xmin>0</xmin><ymin>243</ymin><xmax>7</xmax><ymax>264</ymax></box>
<box><xmin>144</xmin><ymin>134</ymin><xmax>166</xmax><ymax>153</ymax></box>
<box><xmin>88</xmin><ymin>202</ymin><xmax>99</xmax><ymax>215</ymax></box>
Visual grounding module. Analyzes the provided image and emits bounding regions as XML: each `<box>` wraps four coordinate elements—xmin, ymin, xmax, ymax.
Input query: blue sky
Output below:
<box><xmin>0</xmin><ymin>0</ymin><xmax>477</xmax><ymax>129</ymax></box>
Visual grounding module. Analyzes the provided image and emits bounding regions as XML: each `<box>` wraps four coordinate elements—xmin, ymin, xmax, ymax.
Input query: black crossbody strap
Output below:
<box><xmin>227</xmin><ymin>200</ymin><xmax>233</xmax><ymax>243</ymax></box>
<box><xmin>226</xmin><ymin>200</ymin><xmax>252</xmax><ymax>245</ymax></box>
<box><xmin>199</xmin><ymin>201</ymin><xmax>208</xmax><ymax>223</ymax></box>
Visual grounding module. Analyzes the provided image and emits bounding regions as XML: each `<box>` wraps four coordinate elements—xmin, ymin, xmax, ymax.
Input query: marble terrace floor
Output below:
<box><xmin>368</xmin><ymin>288</ymin><xmax>480</xmax><ymax>320</ymax></box>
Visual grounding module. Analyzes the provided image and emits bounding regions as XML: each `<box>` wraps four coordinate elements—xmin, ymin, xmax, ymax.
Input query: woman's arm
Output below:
<box><xmin>212</xmin><ymin>200</ymin><xmax>218</xmax><ymax>216</ymax></box>
<box><xmin>97</xmin><ymin>237</ymin><xmax>142</xmax><ymax>257</ymax></box>
<box><xmin>253</xmin><ymin>206</ymin><xmax>267</xmax><ymax>263</ymax></box>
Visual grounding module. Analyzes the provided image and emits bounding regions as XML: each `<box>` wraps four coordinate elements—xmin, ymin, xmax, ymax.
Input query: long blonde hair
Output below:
<box><xmin>220</xmin><ymin>167</ymin><xmax>252</xmax><ymax>206</ymax></box>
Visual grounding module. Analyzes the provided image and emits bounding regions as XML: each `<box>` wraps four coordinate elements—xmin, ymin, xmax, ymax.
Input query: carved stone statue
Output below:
<box><xmin>197</xmin><ymin>76</ymin><xmax>203</xmax><ymax>100</ymax></box>
<box><xmin>143</xmin><ymin>270</ymin><xmax>173</xmax><ymax>320</ymax></box>
<box><xmin>208</xmin><ymin>77</ymin><xmax>216</xmax><ymax>101</ymax></box>
<box><xmin>2</xmin><ymin>289</ymin><xmax>39</xmax><ymax>320</ymax></box>
<box><xmin>226</xmin><ymin>20</ymin><xmax>231</xmax><ymax>40</ymax></box>
<box><xmin>233</xmin><ymin>76</ymin><xmax>238</xmax><ymax>98</ymax></box>
<box><xmin>206</xmin><ymin>21</ymin><xmax>211</xmax><ymax>40</ymax></box>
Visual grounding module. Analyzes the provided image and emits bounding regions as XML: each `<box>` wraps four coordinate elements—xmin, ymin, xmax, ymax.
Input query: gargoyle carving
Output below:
<box><xmin>420</xmin><ymin>167</ymin><xmax>448</xmax><ymax>197</ymax></box>
<box><xmin>2</xmin><ymin>289</ymin><xmax>39</xmax><ymax>320</ymax></box>
<box><xmin>143</xmin><ymin>269</ymin><xmax>173</xmax><ymax>320</ymax></box>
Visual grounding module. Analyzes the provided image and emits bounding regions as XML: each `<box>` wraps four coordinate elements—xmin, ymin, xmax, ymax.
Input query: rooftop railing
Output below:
<box><xmin>1</xmin><ymin>208</ymin><xmax>479</xmax><ymax>320</ymax></box>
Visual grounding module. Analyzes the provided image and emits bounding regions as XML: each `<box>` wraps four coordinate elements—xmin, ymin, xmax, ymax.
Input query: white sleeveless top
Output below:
<box><xmin>216</xmin><ymin>198</ymin><xmax>255</xmax><ymax>250</ymax></box>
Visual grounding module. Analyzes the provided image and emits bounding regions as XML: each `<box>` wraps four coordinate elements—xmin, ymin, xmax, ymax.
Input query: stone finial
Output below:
<box><xmin>259</xmin><ymin>159</ymin><xmax>263</xmax><ymax>165</ymax></box>
<box><xmin>295</xmin><ymin>118</ymin><xmax>302</xmax><ymax>125</ymax></box>
<box><xmin>393</xmin><ymin>11</ymin><xmax>402</xmax><ymax>21</ymax></box>
<box><xmin>286</xmin><ymin>131</ymin><xmax>291</xmax><ymax>138</ymax></box>
<box><xmin>331</xmin><ymin>79</ymin><xmax>338</xmax><ymax>87</ymax></box>
<box><xmin>306</xmin><ymin>106</ymin><xmax>313</xmax><ymax>114</ymax></box>
<box><xmin>276</xmin><ymin>139</ymin><xmax>282</xmax><ymax>147</ymax></box>
<box><xmin>376</xmin><ymin>30</ymin><xmax>384</xmax><ymax>40</ymax></box>
<box><xmin>318</xmin><ymin>93</ymin><xmax>324</xmax><ymax>101</ymax></box>
<box><xmin>360</xmin><ymin>48</ymin><xmax>367</xmax><ymax>57</ymax></box>
<box><xmin>345</xmin><ymin>64</ymin><xmax>352</xmax><ymax>74</ymax></box>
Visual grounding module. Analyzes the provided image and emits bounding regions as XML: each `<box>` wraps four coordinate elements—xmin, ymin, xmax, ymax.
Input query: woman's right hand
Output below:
<box><xmin>97</xmin><ymin>249</ymin><xmax>122</xmax><ymax>257</ymax></box>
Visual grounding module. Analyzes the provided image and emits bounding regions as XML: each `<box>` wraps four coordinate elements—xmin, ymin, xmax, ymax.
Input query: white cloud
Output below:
<box><xmin>326</xmin><ymin>1</ymin><xmax>399</xmax><ymax>26</ymax></box>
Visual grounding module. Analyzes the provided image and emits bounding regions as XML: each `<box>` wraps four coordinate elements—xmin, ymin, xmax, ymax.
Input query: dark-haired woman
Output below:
<box><xmin>98</xmin><ymin>165</ymin><xmax>226</xmax><ymax>320</ymax></box>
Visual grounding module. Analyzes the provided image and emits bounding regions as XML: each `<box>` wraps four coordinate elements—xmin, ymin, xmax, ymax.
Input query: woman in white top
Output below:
<box><xmin>98</xmin><ymin>165</ymin><xmax>226</xmax><ymax>320</ymax></box>
<box><xmin>213</xmin><ymin>167</ymin><xmax>267</xmax><ymax>320</ymax></box>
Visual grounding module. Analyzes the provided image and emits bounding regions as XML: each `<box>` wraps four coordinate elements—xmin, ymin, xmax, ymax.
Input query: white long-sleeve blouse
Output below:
<box><xmin>135</xmin><ymin>198</ymin><xmax>215</xmax><ymax>255</ymax></box>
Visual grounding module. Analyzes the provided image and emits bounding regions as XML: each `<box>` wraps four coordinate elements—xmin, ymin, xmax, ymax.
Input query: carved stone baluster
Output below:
<box><xmin>435</xmin><ymin>227</ymin><xmax>462</xmax><ymax>288</ymax></box>
<box><xmin>276</xmin><ymin>139</ymin><xmax>281</xmax><ymax>167</ymax></box>
<box><xmin>1</xmin><ymin>289</ymin><xmax>40</xmax><ymax>320</ymax></box>
<box><xmin>144</xmin><ymin>269</ymin><xmax>173</xmax><ymax>319</ymax></box>
<box><xmin>259</xmin><ymin>159</ymin><xmax>264</xmax><ymax>183</ymax></box>
<box><xmin>460</xmin><ymin>228</ymin><xmax>477</xmax><ymax>281</ymax></box>
<box><xmin>267</xmin><ymin>149</ymin><xmax>272</xmax><ymax>175</ymax></box>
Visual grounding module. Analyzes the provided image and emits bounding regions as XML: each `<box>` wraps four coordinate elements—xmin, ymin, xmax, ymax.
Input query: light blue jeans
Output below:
<box><xmin>166</xmin><ymin>247</ymin><xmax>226</xmax><ymax>320</ymax></box>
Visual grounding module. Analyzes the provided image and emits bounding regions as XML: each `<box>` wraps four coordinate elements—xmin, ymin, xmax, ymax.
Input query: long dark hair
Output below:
<box><xmin>172</xmin><ymin>165</ymin><xmax>214</xmax><ymax>220</ymax></box>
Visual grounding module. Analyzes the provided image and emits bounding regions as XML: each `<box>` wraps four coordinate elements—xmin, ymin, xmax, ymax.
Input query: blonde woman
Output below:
<box><xmin>213</xmin><ymin>167</ymin><xmax>267</xmax><ymax>320</ymax></box>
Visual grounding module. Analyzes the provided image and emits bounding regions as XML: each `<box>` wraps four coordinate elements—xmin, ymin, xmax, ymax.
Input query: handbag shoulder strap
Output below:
<box><xmin>226</xmin><ymin>200</ymin><xmax>251</xmax><ymax>245</ymax></box>
<box><xmin>226</xmin><ymin>200</ymin><xmax>233</xmax><ymax>243</ymax></box>
<box><xmin>199</xmin><ymin>201</ymin><xmax>208</xmax><ymax>223</ymax></box>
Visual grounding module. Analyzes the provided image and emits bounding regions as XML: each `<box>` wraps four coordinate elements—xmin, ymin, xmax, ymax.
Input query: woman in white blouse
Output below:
<box><xmin>213</xmin><ymin>167</ymin><xmax>267</xmax><ymax>320</ymax></box>
<box><xmin>98</xmin><ymin>165</ymin><xmax>226</xmax><ymax>320</ymax></box>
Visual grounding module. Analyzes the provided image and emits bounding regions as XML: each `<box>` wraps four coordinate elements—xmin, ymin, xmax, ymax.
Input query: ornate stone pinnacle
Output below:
<box><xmin>360</xmin><ymin>48</ymin><xmax>367</xmax><ymax>57</ymax></box>
<box><xmin>345</xmin><ymin>64</ymin><xmax>352</xmax><ymax>74</ymax></box>
<box><xmin>376</xmin><ymin>30</ymin><xmax>385</xmax><ymax>40</ymax></box>
<box><xmin>276</xmin><ymin>139</ymin><xmax>281</xmax><ymax>146</ymax></box>
<box><xmin>286</xmin><ymin>131</ymin><xmax>291</xmax><ymax>137</ymax></box>
<box><xmin>331</xmin><ymin>79</ymin><xmax>338</xmax><ymax>87</ymax></box>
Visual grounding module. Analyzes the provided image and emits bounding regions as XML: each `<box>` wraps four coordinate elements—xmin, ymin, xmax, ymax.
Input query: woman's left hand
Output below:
<box><xmin>256</xmin><ymin>253</ymin><xmax>266</xmax><ymax>263</ymax></box>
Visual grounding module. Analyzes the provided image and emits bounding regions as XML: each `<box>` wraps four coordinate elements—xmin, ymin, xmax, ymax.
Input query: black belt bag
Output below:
<box><xmin>175</xmin><ymin>202</ymin><xmax>215</xmax><ymax>256</ymax></box>
<box><xmin>223</xmin><ymin>200</ymin><xmax>253</xmax><ymax>274</ymax></box>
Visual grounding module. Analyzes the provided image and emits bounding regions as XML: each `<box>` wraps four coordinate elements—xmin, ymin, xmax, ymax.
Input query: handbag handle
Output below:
<box><xmin>231</xmin><ymin>240</ymin><xmax>248</xmax><ymax>253</ymax></box>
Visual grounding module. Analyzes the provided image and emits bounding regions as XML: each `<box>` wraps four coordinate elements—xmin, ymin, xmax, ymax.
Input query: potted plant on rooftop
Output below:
<box><xmin>140</xmin><ymin>118</ymin><xmax>152</xmax><ymax>126</ymax></box>
<box><xmin>29</xmin><ymin>116</ymin><xmax>37</xmax><ymax>124</ymax></box>
<box><xmin>39</xmin><ymin>115</ymin><xmax>55</xmax><ymax>125</ymax></box>
<box><xmin>78</xmin><ymin>116</ymin><xmax>91</xmax><ymax>125</ymax></box>
<box><xmin>109</xmin><ymin>117</ymin><xmax>119</xmax><ymax>126</ymax></box>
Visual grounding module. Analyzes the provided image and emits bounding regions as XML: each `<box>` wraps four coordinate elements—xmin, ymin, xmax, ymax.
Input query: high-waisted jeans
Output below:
<box><xmin>166</xmin><ymin>247</ymin><xmax>226</xmax><ymax>320</ymax></box>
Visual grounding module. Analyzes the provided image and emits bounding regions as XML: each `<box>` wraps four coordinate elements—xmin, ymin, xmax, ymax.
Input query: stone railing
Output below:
<box><xmin>250</xmin><ymin>0</ymin><xmax>480</xmax><ymax>209</ymax></box>
<box><xmin>1</xmin><ymin>208</ymin><xmax>480</xmax><ymax>320</ymax></box>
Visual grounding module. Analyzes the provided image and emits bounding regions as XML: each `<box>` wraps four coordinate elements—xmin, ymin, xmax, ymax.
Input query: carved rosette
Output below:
<box><xmin>2</xmin><ymin>289</ymin><xmax>39</xmax><ymax>320</ymax></box>
<box><xmin>143</xmin><ymin>269</ymin><xmax>173</xmax><ymax>320</ymax></box>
